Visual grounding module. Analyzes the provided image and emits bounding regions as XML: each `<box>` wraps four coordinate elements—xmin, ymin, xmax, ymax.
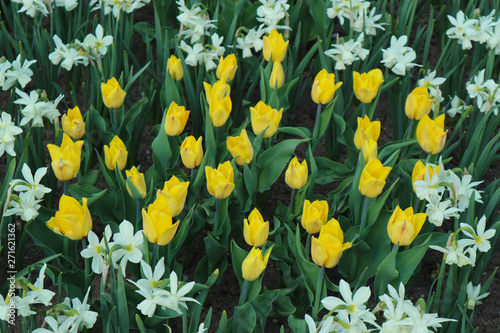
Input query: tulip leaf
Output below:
<box><xmin>396</xmin><ymin>235</ymin><xmax>431</xmax><ymax>284</ymax></box>
<box><xmin>232</xmin><ymin>303</ymin><xmax>257</xmax><ymax>333</ymax></box>
<box><xmin>194</xmin><ymin>234</ymin><xmax>228</xmax><ymax>283</ymax></box>
<box><xmin>278</xmin><ymin>126</ymin><xmax>311</xmax><ymax>139</ymax></box>
<box><xmin>374</xmin><ymin>244</ymin><xmax>400</xmax><ymax>298</ymax></box>
<box><xmin>312</xmin><ymin>97</ymin><xmax>337</xmax><ymax>148</ymax></box>
<box><xmin>378</xmin><ymin>139</ymin><xmax>418</xmax><ymax>161</ymax></box>
<box><xmin>315</xmin><ymin>156</ymin><xmax>352</xmax><ymax>184</ymax></box>
<box><xmin>250</xmin><ymin>289</ymin><xmax>295</xmax><ymax>330</ymax></box>
<box><xmin>292</xmin><ymin>225</ymin><xmax>320</xmax><ymax>304</ymax></box>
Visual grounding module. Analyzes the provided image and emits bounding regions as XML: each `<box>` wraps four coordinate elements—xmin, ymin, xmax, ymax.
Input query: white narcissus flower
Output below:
<box><xmin>447</xmin><ymin>95</ymin><xmax>468</xmax><ymax>118</ymax></box>
<box><xmin>163</xmin><ymin>271</ymin><xmax>200</xmax><ymax>314</ymax></box>
<box><xmin>180</xmin><ymin>41</ymin><xmax>204</xmax><ymax>67</ymax></box>
<box><xmin>0</xmin><ymin>111</ymin><xmax>23</xmax><ymax>157</ymax></box>
<box><xmin>33</xmin><ymin>316</ymin><xmax>74</xmax><ymax>333</ymax></box>
<box><xmin>446</xmin><ymin>11</ymin><xmax>477</xmax><ymax>50</ymax></box>
<box><xmin>135</xmin><ymin>257</ymin><xmax>166</xmax><ymax>290</ymax></box>
<box><xmin>466</xmin><ymin>282</ymin><xmax>489</xmax><ymax>310</ymax></box>
<box><xmin>425</xmin><ymin>194</ymin><xmax>461</xmax><ymax>227</ymax></box>
<box><xmin>353</xmin><ymin>7</ymin><xmax>386</xmax><ymax>36</ymax></box>
<box><xmin>0</xmin><ymin>60</ymin><xmax>12</xmax><ymax>87</ymax></box>
<box><xmin>447</xmin><ymin>171</ymin><xmax>483</xmax><ymax>210</ymax></box>
<box><xmin>12</xmin><ymin>164</ymin><xmax>51</xmax><ymax>199</ymax></box>
<box><xmin>398</xmin><ymin>303</ymin><xmax>456</xmax><ymax>331</ymax></box>
<box><xmin>236</xmin><ymin>26</ymin><xmax>265</xmax><ymax>58</ymax></box>
<box><xmin>4</xmin><ymin>190</ymin><xmax>41</xmax><ymax>222</ymax></box>
<box><xmin>54</xmin><ymin>0</ymin><xmax>79</xmax><ymax>11</ymax></box>
<box><xmin>430</xmin><ymin>244</ymin><xmax>475</xmax><ymax>267</ymax></box>
<box><xmin>12</xmin><ymin>294</ymin><xmax>36</xmax><ymax>317</ymax></box>
<box><xmin>305</xmin><ymin>314</ymin><xmax>335</xmax><ymax>333</ymax></box>
<box><xmin>57</xmin><ymin>287</ymin><xmax>98</xmax><ymax>331</ymax></box>
<box><xmin>111</xmin><ymin>220</ymin><xmax>144</xmax><ymax>275</ymax></box>
<box><xmin>81</xmin><ymin>226</ymin><xmax>114</xmax><ymax>274</ymax></box>
<box><xmin>322</xmin><ymin>279</ymin><xmax>371</xmax><ymax>322</ymax></box>
<box><xmin>26</xmin><ymin>264</ymin><xmax>55</xmax><ymax>306</ymax></box>
<box><xmin>12</xmin><ymin>0</ymin><xmax>49</xmax><ymax>17</ymax></box>
<box><xmin>82</xmin><ymin>24</ymin><xmax>114</xmax><ymax>56</ymax></box>
<box><xmin>459</xmin><ymin>216</ymin><xmax>496</xmax><ymax>253</ymax></box>
<box><xmin>381</xmin><ymin>35</ymin><xmax>420</xmax><ymax>75</ymax></box>
<box><xmin>14</xmin><ymin>88</ymin><xmax>43</xmax><ymax>127</ymax></box>
<box><xmin>3</xmin><ymin>55</ymin><xmax>37</xmax><ymax>90</ymax></box>
<box><xmin>325</xmin><ymin>33</ymin><xmax>369</xmax><ymax>70</ymax></box>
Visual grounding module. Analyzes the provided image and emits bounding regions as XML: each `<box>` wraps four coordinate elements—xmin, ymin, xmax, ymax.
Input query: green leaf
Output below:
<box><xmin>232</xmin><ymin>303</ymin><xmax>257</xmax><ymax>333</ymax></box>
<box><xmin>396</xmin><ymin>235</ymin><xmax>431</xmax><ymax>284</ymax></box>
<box><xmin>315</xmin><ymin>156</ymin><xmax>352</xmax><ymax>185</ymax></box>
<box><xmin>374</xmin><ymin>244</ymin><xmax>399</xmax><ymax>298</ymax></box>
<box><xmin>292</xmin><ymin>225</ymin><xmax>320</xmax><ymax>303</ymax></box>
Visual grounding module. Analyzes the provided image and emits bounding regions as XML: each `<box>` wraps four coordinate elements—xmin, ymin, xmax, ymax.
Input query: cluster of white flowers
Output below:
<box><xmin>430</xmin><ymin>215</ymin><xmax>495</xmax><ymax>267</ymax></box>
<box><xmin>381</xmin><ymin>35</ymin><xmax>420</xmax><ymax>76</ymax></box>
<box><xmin>14</xmin><ymin>88</ymin><xmax>64</xmax><ymax>127</ymax></box>
<box><xmin>236</xmin><ymin>26</ymin><xmax>266</xmax><ymax>58</ymax></box>
<box><xmin>4</xmin><ymin>164</ymin><xmax>51</xmax><ymax>222</ymax></box>
<box><xmin>466</xmin><ymin>69</ymin><xmax>500</xmax><ymax>114</ymax></box>
<box><xmin>327</xmin><ymin>0</ymin><xmax>386</xmax><ymax>36</ymax></box>
<box><xmin>446</xmin><ymin>95</ymin><xmax>470</xmax><ymax>118</ymax></box>
<box><xmin>324</xmin><ymin>33</ymin><xmax>369</xmax><ymax>70</ymax></box>
<box><xmin>447</xmin><ymin>10</ymin><xmax>500</xmax><ymax>53</ymax></box>
<box><xmin>49</xmin><ymin>24</ymin><xmax>113</xmax><ymax>71</ymax></box>
<box><xmin>256</xmin><ymin>0</ymin><xmax>290</xmax><ymax>33</ymax></box>
<box><xmin>305</xmin><ymin>280</ymin><xmax>453</xmax><ymax>332</ymax></box>
<box><xmin>0</xmin><ymin>55</ymin><xmax>36</xmax><ymax>91</ymax></box>
<box><xmin>179</xmin><ymin>34</ymin><xmax>225</xmax><ymax>71</ymax></box>
<box><xmin>0</xmin><ymin>112</ymin><xmax>23</xmax><ymax>158</ymax></box>
<box><xmin>90</xmin><ymin>0</ymin><xmax>150</xmax><ymax>18</ymax></box>
<box><xmin>11</xmin><ymin>0</ymin><xmax>78</xmax><ymax>17</ymax></box>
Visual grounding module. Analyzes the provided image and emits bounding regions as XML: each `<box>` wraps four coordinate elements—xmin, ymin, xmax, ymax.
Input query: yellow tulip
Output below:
<box><xmin>61</xmin><ymin>106</ymin><xmax>85</xmax><ymax>140</ymax></box>
<box><xmin>216</xmin><ymin>54</ymin><xmax>237</xmax><ymax>82</ymax></box>
<box><xmin>226</xmin><ymin>129</ymin><xmax>254</xmax><ymax>166</ymax></box>
<box><xmin>353</xmin><ymin>115</ymin><xmax>381</xmax><ymax>150</ymax></box>
<box><xmin>47</xmin><ymin>133</ymin><xmax>84</xmax><ymax>181</ymax></box>
<box><xmin>167</xmin><ymin>55</ymin><xmax>184</xmax><ymax>81</ymax></box>
<box><xmin>250</xmin><ymin>101</ymin><xmax>283</xmax><ymax>138</ymax></box>
<box><xmin>269</xmin><ymin>61</ymin><xmax>284</xmax><ymax>89</ymax></box>
<box><xmin>311</xmin><ymin>218</ymin><xmax>352</xmax><ymax>268</ymax></box>
<box><xmin>157</xmin><ymin>175</ymin><xmax>189</xmax><ymax>216</ymax></box>
<box><xmin>301</xmin><ymin>199</ymin><xmax>329</xmax><ymax>234</ymax></box>
<box><xmin>125</xmin><ymin>166</ymin><xmax>147</xmax><ymax>199</ymax></box>
<box><xmin>180</xmin><ymin>136</ymin><xmax>204</xmax><ymax>169</ymax></box>
<box><xmin>416</xmin><ymin>114</ymin><xmax>447</xmax><ymax>155</ymax></box>
<box><xmin>242</xmin><ymin>247</ymin><xmax>272</xmax><ymax>281</ymax></box>
<box><xmin>359</xmin><ymin>158</ymin><xmax>392</xmax><ymax>198</ymax></box>
<box><xmin>387</xmin><ymin>206</ymin><xmax>426</xmax><ymax>246</ymax></box>
<box><xmin>311</xmin><ymin>69</ymin><xmax>343</xmax><ymax>104</ymax></box>
<box><xmin>46</xmin><ymin>195</ymin><xmax>92</xmax><ymax>240</ymax></box>
<box><xmin>411</xmin><ymin>160</ymin><xmax>441</xmax><ymax>192</ymax></box>
<box><xmin>101</xmin><ymin>77</ymin><xmax>126</xmax><ymax>108</ymax></box>
<box><xmin>164</xmin><ymin>101</ymin><xmax>190</xmax><ymax>136</ymax></box>
<box><xmin>353</xmin><ymin>69</ymin><xmax>384</xmax><ymax>104</ymax></box>
<box><xmin>204</xmin><ymin>79</ymin><xmax>230</xmax><ymax>106</ymax></box>
<box><xmin>243</xmin><ymin>208</ymin><xmax>269</xmax><ymax>247</ymax></box>
<box><xmin>104</xmin><ymin>135</ymin><xmax>128</xmax><ymax>171</ymax></box>
<box><xmin>142</xmin><ymin>195</ymin><xmax>180</xmax><ymax>246</ymax></box>
<box><xmin>361</xmin><ymin>139</ymin><xmax>378</xmax><ymax>164</ymax></box>
<box><xmin>263</xmin><ymin>29</ymin><xmax>289</xmax><ymax>63</ymax></box>
<box><xmin>205</xmin><ymin>161</ymin><xmax>235</xmax><ymax>199</ymax></box>
<box><xmin>285</xmin><ymin>157</ymin><xmax>308</xmax><ymax>190</ymax></box>
<box><xmin>405</xmin><ymin>87</ymin><xmax>434</xmax><ymax>120</ymax></box>
<box><xmin>209</xmin><ymin>95</ymin><xmax>232</xmax><ymax>127</ymax></box>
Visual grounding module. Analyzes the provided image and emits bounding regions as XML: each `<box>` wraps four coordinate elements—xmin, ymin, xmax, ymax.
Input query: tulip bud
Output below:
<box><xmin>164</xmin><ymin>101</ymin><xmax>190</xmax><ymax>136</ymax></box>
<box><xmin>157</xmin><ymin>175</ymin><xmax>189</xmax><ymax>216</ymax></box>
<box><xmin>416</xmin><ymin>114</ymin><xmax>447</xmax><ymax>155</ymax></box>
<box><xmin>411</xmin><ymin>160</ymin><xmax>441</xmax><ymax>192</ymax></box>
<box><xmin>216</xmin><ymin>54</ymin><xmax>237</xmax><ymax>82</ymax></box>
<box><xmin>104</xmin><ymin>135</ymin><xmax>128</xmax><ymax>171</ymax></box>
<box><xmin>226</xmin><ymin>129</ymin><xmax>254</xmax><ymax>166</ymax></box>
<box><xmin>204</xmin><ymin>79</ymin><xmax>230</xmax><ymax>106</ymax></box>
<box><xmin>126</xmin><ymin>166</ymin><xmax>147</xmax><ymax>199</ymax></box>
<box><xmin>243</xmin><ymin>208</ymin><xmax>269</xmax><ymax>247</ymax></box>
<box><xmin>167</xmin><ymin>55</ymin><xmax>184</xmax><ymax>81</ymax></box>
<box><xmin>62</xmin><ymin>106</ymin><xmax>85</xmax><ymax>140</ymax></box>
<box><xmin>242</xmin><ymin>247</ymin><xmax>272</xmax><ymax>281</ymax></box>
<box><xmin>262</xmin><ymin>29</ymin><xmax>289</xmax><ymax>63</ymax></box>
<box><xmin>311</xmin><ymin>69</ymin><xmax>343</xmax><ymax>104</ymax></box>
<box><xmin>269</xmin><ymin>61</ymin><xmax>284</xmax><ymax>89</ymax></box>
<box><xmin>311</xmin><ymin>218</ymin><xmax>352</xmax><ymax>268</ymax></box>
<box><xmin>250</xmin><ymin>101</ymin><xmax>283</xmax><ymax>138</ymax></box>
<box><xmin>180</xmin><ymin>136</ymin><xmax>204</xmax><ymax>169</ymax></box>
<box><xmin>353</xmin><ymin>69</ymin><xmax>384</xmax><ymax>104</ymax></box>
<box><xmin>353</xmin><ymin>115</ymin><xmax>381</xmax><ymax>150</ymax></box>
<box><xmin>101</xmin><ymin>77</ymin><xmax>126</xmax><ymax>108</ymax></box>
<box><xmin>47</xmin><ymin>133</ymin><xmax>84</xmax><ymax>181</ymax></box>
<box><xmin>46</xmin><ymin>195</ymin><xmax>92</xmax><ymax>240</ymax></box>
<box><xmin>285</xmin><ymin>157</ymin><xmax>308</xmax><ymax>189</ymax></box>
<box><xmin>387</xmin><ymin>206</ymin><xmax>426</xmax><ymax>246</ymax></box>
<box><xmin>302</xmin><ymin>199</ymin><xmax>329</xmax><ymax>234</ymax></box>
<box><xmin>359</xmin><ymin>158</ymin><xmax>392</xmax><ymax>198</ymax></box>
<box><xmin>142</xmin><ymin>195</ymin><xmax>180</xmax><ymax>246</ymax></box>
<box><xmin>205</xmin><ymin>161</ymin><xmax>235</xmax><ymax>199</ymax></box>
<box><xmin>361</xmin><ymin>139</ymin><xmax>378</xmax><ymax>164</ymax></box>
<box><xmin>405</xmin><ymin>87</ymin><xmax>434</xmax><ymax>120</ymax></box>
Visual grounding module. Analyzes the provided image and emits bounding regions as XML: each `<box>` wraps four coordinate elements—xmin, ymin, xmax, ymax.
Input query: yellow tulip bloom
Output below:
<box><xmin>311</xmin><ymin>69</ymin><xmax>343</xmax><ymax>105</ymax></box>
<box><xmin>164</xmin><ymin>101</ymin><xmax>190</xmax><ymax>136</ymax></box>
<box><xmin>353</xmin><ymin>69</ymin><xmax>384</xmax><ymax>104</ymax></box>
<box><xmin>361</xmin><ymin>139</ymin><xmax>378</xmax><ymax>164</ymax></box>
<box><xmin>416</xmin><ymin>114</ymin><xmax>447</xmax><ymax>155</ymax></box>
<box><xmin>142</xmin><ymin>195</ymin><xmax>180</xmax><ymax>246</ymax></box>
<box><xmin>46</xmin><ymin>195</ymin><xmax>92</xmax><ymax>240</ymax></box>
<box><xmin>180</xmin><ymin>136</ymin><xmax>204</xmax><ymax>169</ymax></box>
<box><xmin>262</xmin><ymin>29</ymin><xmax>289</xmax><ymax>63</ymax></box>
<box><xmin>216</xmin><ymin>54</ymin><xmax>238</xmax><ymax>82</ymax></box>
<box><xmin>204</xmin><ymin>79</ymin><xmax>232</xmax><ymax>127</ymax></box>
<box><xmin>311</xmin><ymin>218</ymin><xmax>352</xmax><ymax>268</ymax></box>
<box><xmin>204</xmin><ymin>79</ymin><xmax>230</xmax><ymax>106</ymax></box>
<box><xmin>269</xmin><ymin>61</ymin><xmax>284</xmax><ymax>89</ymax></box>
<box><xmin>205</xmin><ymin>161</ymin><xmax>235</xmax><ymax>199</ymax></box>
<box><xmin>359</xmin><ymin>158</ymin><xmax>392</xmax><ymax>198</ymax></box>
<box><xmin>126</xmin><ymin>166</ymin><xmax>147</xmax><ymax>199</ymax></box>
<box><xmin>250</xmin><ymin>101</ymin><xmax>283</xmax><ymax>138</ymax></box>
<box><xmin>167</xmin><ymin>55</ymin><xmax>184</xmax><ymax>81</ymax></box>
<box><xmin>301</xmin><ymin>199</ymin><xmax>329</xmax><ymax>234</ymax></box>
<box><xmin>157</xmin><ymin>175</ymin><xmax>189</xmax><ymax>217</ymax></box>
<box><xmin>104</xmin><ymin>135</ymin><xmax>128</xmax><ymax>171</ymax></box>
<box><xmin>101</xmin><ymin>77</ymin><xmax>126</xmax><ymax>108</ymax></box>
<box><xmin>226</xmin><ymin>129</ymin><xmax>254</xmax><ymax>166</ymax></box>
<box><xmin>242</xmin><ymin>247</ymin><xmax>272</xmax><ymax>281</ymax></box>
<box><xmin>47</xmin><ymin>133</ymin><xmax>84</xmax><ymax>181</ymax></box>
<box><xmin>243</xmin><ymin>208</ymin><xmax>269</xmax><ymax>247</ymax></box>
<box><xmin>61</xmin><ymin>106</ymin><xmax>85</xmax><ymax>140</ymax></box>
<box><xmin>405</xmin><ymin>87</ymin><xmax>434</xmax><ymax>120</ymax></box>
<box><xmin>387</xmin><ymin>206</ymin><xmax>426</xmax><ymax>246</ymax></box>
<box><xmin>353</xmin><ymin>115</ymin><xmax>381</xmax><ymax>150</ymax></box>
<box><xmin>285</xmin><ymin>157</ymin><xmax>308</xmax><ymax>190</ymax></box>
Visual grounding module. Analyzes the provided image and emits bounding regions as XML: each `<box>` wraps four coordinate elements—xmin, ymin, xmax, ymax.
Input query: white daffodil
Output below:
<box><xmin>81</xmin><ymin>226</ymin><xmax>114</xmax><ymax>274</ymax></box>
<box><xmin>111</xmin><ymin>220</ymin><xmax>144</xmax><ymax>275</ymax></box>
<box><xmin>447</xmin><ymin>95</ymin><xmax>468</xmax><ymax>118</ymax></box>
<box><xmin>425</xmin><ymin>194</ymin><xmax>461</xmax><ymax>227</ymax></box>
<box><xmin>83</xmin><ymin>24</ymin><xmax>114</xmax><ymax>56</ymax></box>
<box><xmin>12</xmin><ymin>294</ymin><xmax>36</xmax><ymax>317</ymax></box>
<box><xmin>0</xmin><ymin>293</ymin><xmax>11</xmax><ymax>321</ymax></box>
<box><xmin>236</xmin><ymin>26</ymin><xmax>265</xmax><ymax>58</ymax></box>
<box><xmin>14</xmin><ymin>88</ymin><xmax>44</xmax><ymax>127</ymax></box>
<box><xmin>447</xmin><ymin>171</ymin><xmax>483</xmax><ymax>210</ymax></box>
<box><xmin>325</xmin><ymin>34</ymin><xmax>369</xmax><ymax>70</ymax></box>
<box><xmin>459</xmin><ymin>216</ymin><xmax>496</xmax><ymax>253</ymax></box>
<box><xmin>4</xmin><ymin>190</ymin><xmax>42</xmax><ymax>222</ymax></box>
<box><xmin>59</xmin><ymin>287</ymin><xmax>98</xmax><ymax>331</ymax></box>
<box><xmin>135</xmin><ymin>257</ymin><xmax>166</xmax><ymax>291</ymax></box>
<box><xmin>305</xmin><ymin>314</ymin><xmax>335</xmax><ymax>333</ymax></box>
<box><xmin>163</xmin><ymin>271</ymin><xmax>199</xmax><ymax>315</ymax></box>
<box><xmin>398</xmin><ymin>303</ymin><xmax>455</xmax><ymax>331</ymax></box>
<box><xmin>13</xmin><ymin>0</ymin><xmax>49</xmax><ymax>17</ymax></box>
<box><xmin>322</xmin><ymin>279</ymin><xmax>371</xmax><ymax>321</ymax></box>
<box><xmin>39</xmin><ymin>94</ymin><xmax>64</xmax><ymax>123</ymax></box>
<box><xmin>353</xmin><ymin>7</ymin><xmax>386</xmax><ymax>36</ymax></box>
<box><xmin>33</xmin><ymin>316</ymin><xmax>75</xmax><ymax>333</ymax></box>
<box><xmin>54</xmin><ymin>0</ymin><xmax>79</xmax><ymax>11</ymax></box>
<box><xmin>180</xmin><ymin>41</ymin><xmax>204</xmax><ymax>67</ymax></box>
<box><xmin>0</xmin><ymin>60</ymin><xmax>12</xmax><ymax>87</ymax></box>
<box><xmin>27</xmin><ymin>264</ymin><xmax>55</xmax><ymax>306</ymax></box>
<box><xmin>12</xmin><ymin>164</ymin><xmax>51</xmax><ymax>199</ymax></box>
<box><xmin>4</xmin><ymin>55</ymin><xmax>36</xmax><ymax>90</ymax></box>
<box><xmin>0</xmin><ymin>111</ymin><xmax>23</xmax><ymax>157</ymax></box>
<box><xmin>430</xmin><ymin>243</ymin><xmax>475</xmax><ymax>267</ymax></box>
<box><xmin>466</xmin><ymin>282</ymin><xmax>489</xmax><ymax>310</ymax></box>
<box><xmin>131</xmin><ymin>282</ymin><xmax>170</xmax><ymax>317</ymax></box>
<box><xmin>446</xmin><ymin>11</ymin><xmax>477</xmax><ymax>50</ymax></box>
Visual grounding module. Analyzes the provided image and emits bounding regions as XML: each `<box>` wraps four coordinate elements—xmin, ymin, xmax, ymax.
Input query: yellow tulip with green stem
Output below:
<box><xmin>206</xmin><ymin>161</ymin><xmax>235</xmax><ymax>236</ymax></box>
<box><xmin>61</xmin><ymin>106</ymin><xmax>85</xmax><ymax>140</ymax></box>
<box><xmin>101</xmin><ymin>77</ymin><xmax>126</xmax><ymax>132</ymax></box>
<box><xmin>47</xmin><ymin>133</ymin><xmax>84</xmax><ymax>194</ymax></box>
<box><xmin>239</xmin><ymin>246</ymin><xmax>273</xmax><ymax>306</ymax></box>
<box><xmin>243</xmin><ymin>208</ymin><xmax>269</xmax><ymax>247</ymax></box>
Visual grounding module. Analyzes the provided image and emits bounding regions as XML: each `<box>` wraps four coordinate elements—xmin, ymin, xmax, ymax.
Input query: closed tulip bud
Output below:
<box><xmin>262</xmin><ymin>29</ymin><xmax>289</xmax><ymax>63</ymax></box>
<box><xmin>243</xmin><ymin>208</ymin><xmax>269</xmax><ymax>247</ymax></box>
<box><xmin>209</xmin><ymin>95</ymin><xmax>232</xmax><ymax>127</ymax></box>
<box><xmin>359</xmin><ymin>158</ymin><xmax>392</xmax><ymax>198</ymax></box>
<box><xmin>104</xmin><ymin>135</ymin><xmax>128</xmax><ymax>170</ymax></box>
<box><xmin>101</xmin><ymin>77</ymin><xmax>126</xmax><ymax>108</ymax></box>
<box><xmin>205</xmin><ymin>161</ymin><xmax>235</xmax><ymax>199</ymax></box>
<box><xmin>216</xmin><ymin>54</ymin><xmax>238</xmax><ymax>82</ymax></box>
<box><xmin>269</xmin><ymin>61</ymin><xmax>284</xmax><ymax>89</ymax></box>
<box><xmin>180</xmin><ymin>136</ymin><xmax>204</xmax><ymax>169</ymax></box>
<box><xmin>311</xmin><ymin>69</ymin><xmax>343</xmax><ymax>104</ymax></box>
<box><xmin>242</xmin><ymin>247</ymin><xmax>272</xmax><ymax>281</ymax></box>
<box><xmin>142</xmin><ymin>195</ymin><xmax>180</xmax><ymax>246</ymax></box>
<box><xmin>250</xmin><ymin>101</ymin><xmax>283</xmax><ymax>138</ymax></box>
<box><xmin>46</xmin><ymin>195</ymin><xmax>92</xmax><ymax>240</ymax></box>
<box><xmin>157</xmin><ymin>175</ymin><xmax>189</xmax><ymax>216</ymax></box>
<box><xmin>411</xmin><ymin>160</ymin><xmax>441</xmax><ymax>192</ymax></box>
<box><xmin>285</xmin><ymin>157</ymin><xmax>308</xmax><ymax>189</ymax></box>
<box><xmin>311</xmin><ymin>218</ymin><xmax>352</xmax><ymax>268</ymax></box>
<box><xmin>405</xmin><ymin>87</ymin><xmax>434</xmax><ymax>120</ymax></box>
<box><xmin>226</xmin><ymin>129</ymin><xmax>254</xmax><ymax>166</ymax></box>
<box><xmin>353</xmin><ymin>69</ymin><xmax>384</xmax><ymax>104</ymax></box>
<box><xmin>62</xmin><ymin>106</ymin><xmax>85</xmax><ymax>140</ymax></box>
<box><xmin>125</xmin><ymin>166</ymin><xmax>147</xmax><ymax>199</ymax></box>
<box><xmin>387</xmin><ymin>206</ymin><xmax>426</xmax><ymax>246</ymax></box>
<box><xmin>361</xmin><ymin>139</ymin><xmax>378</xmax><ymax>164</ymax></box>
<box><xmin>167</xmin><ymin>55</ymin><xmax>183</xmax><ymax>81</ymax></box>
<box><xmin>416</xmin><ymin>114</ymin><xmax>447</xmax><ymax>155</ymax></box>
<box><xmin>47</xmin><ymin>133</ymin><xmax>84</xmax><ymax>181</ymax></box>
<box><xmin>302</xmin><ymin>200</ymin><xmax>329</xmax><ymax>234</ymax></box>
<box><xmin>204</xmin><ymin>79</ymin><xmax>231</xmax><ymax>106</ymax></box>
<box><xmin>353</xmin><ymin>115</ymin><xmax>381</xmax><ymax>150</ymax></box>
<box><xmin>164</xmin><ymin>101</ymin><xmax>190</xmax><ymax>136</ymax></box>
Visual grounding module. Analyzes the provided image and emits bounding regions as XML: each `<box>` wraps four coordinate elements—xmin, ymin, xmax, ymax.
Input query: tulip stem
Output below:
<box><xmin>190</xmin><ymin>168</ymin><xmax>196</xmax><ymax>185</ymax></box>
<box><xmin>305</xmin><ymin>233</ymin><xmax>312</xmax><ymax>259</ymax></box>
<box><xmin>312</xmin><ymin>265</ymin><xmax>326</xmax><ymax>320</ymax></box>
<box><xmin>82</xmin><ymin>237</ymin><xmax>91</xmax><ymax>289</ymax></box>
<box><xmin>112</xmin><ymin>108</ymin><xmax>117</xmax><ymax>133</ymax></box>
<box><xmin>406</xmin><ymin>119</ymin><xmax>415</xmax><ymax>139</ymax></box>
<box><xmin>152</xmin><ymin>243</ymin><xmax>159</xmax><ymax>266</ymax></box>
<box><xmin>214</xmin><ymin>198</ymin><xmax>221</xmax><ymax>235</ymax></box>
<box><xmin>135</xmin><ymin>199</ymin><xmax>141</xmax><ymax>230</ymax></box>
<box><xmin>239</xmin><ymin>279</ymin><xmax>249</xmax><ymax>306</ymax></box>
<box><xmin>413</xmin><ymin>197</ymin><xmax>421</xmax><ymax>213</ymax></box>
<box><xmin>63</xmin><ymin>180</ymin><xmax>68</xmax><ymax>196</ymax></box>
<box><xmin>361</xmin><ymin>104</ymin><xmax>366</xmax><ymax>118</ymax></box>
<box><xmin>287</xmin><ymin>189</ymin><xmax>297</xmax><ymax>220</ymax></box>
<box><xmin>359</xmin><ymin>196</ymin><xmax>370</xmax><ymax>237</ymax></box>
<box><xmin>312</xmin><ymin>104</ymin><xmax>322</xmax><ymax>143</ymax></box>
